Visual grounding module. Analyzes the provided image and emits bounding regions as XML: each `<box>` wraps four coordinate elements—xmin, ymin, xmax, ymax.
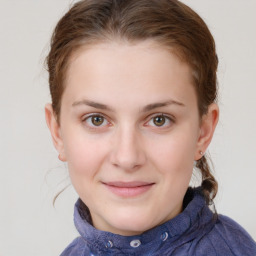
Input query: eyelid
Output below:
<box><xmin>80</xmin><ymin>112</ymin><xmax>175</xmax><ymax>130</ymax></box>
<box><xmin>144</xmin><ymin>113</ymin><xmax>175</xmax><ymax>127</ymax></box>
<box><xmin>81</xmin><ymin>112</ymin><xmax>108</xmax><ymax>120</ymax></box>
<box><xmin>81</xmin><ymin>112</ymin><xmax>112</xmax><ymax>129</ymax></box>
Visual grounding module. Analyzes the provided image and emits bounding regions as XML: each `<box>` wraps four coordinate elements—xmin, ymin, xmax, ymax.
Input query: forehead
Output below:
<box><xmin>67</xmin><ymin>40</ymin><xmax>192</xmax><ymax>81</ymax></box>
<box><xmin>63</xmin><ymin>40</ymin><xmax>196</xmax><ymax>109</ymax></box>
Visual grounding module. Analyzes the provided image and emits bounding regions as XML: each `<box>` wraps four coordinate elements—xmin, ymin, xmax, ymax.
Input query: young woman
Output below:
<box><xmin>45</xmin><ymin>0</ymin><xmax>256</xmax><ymax>255</ymax></box>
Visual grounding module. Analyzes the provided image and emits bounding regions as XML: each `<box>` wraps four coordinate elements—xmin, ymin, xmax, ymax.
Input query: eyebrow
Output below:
<box><xmin>72</xmin><ymin>99</ymin><xmax>113</xmax><ymax>111</ymax></box>
<box><xmin>72</xmin><ymin>99</ymin><xmax>185</xmax><ymax>112</ymax></box>
<box><xmin>142</xmin><ymin>100</ymin><xmax>185</xmax><ymax>112</ymax></box>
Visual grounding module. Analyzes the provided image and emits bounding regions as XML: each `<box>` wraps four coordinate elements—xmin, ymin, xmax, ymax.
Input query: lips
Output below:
<box><xmin>102</xmin><ymin>181</ymin><xmax>155</xmax><ymax>197</ymax></box>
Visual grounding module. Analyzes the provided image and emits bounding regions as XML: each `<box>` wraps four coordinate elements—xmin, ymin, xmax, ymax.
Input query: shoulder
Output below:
<box><xmin>59</xmin><ymin>237</ymin><xmax>91</xmax><ymax>256</ymax></box>
<box><xmin>198</xmin><ymin>214</ymin><xmax>256</xmax><ymax>256</ymax></box>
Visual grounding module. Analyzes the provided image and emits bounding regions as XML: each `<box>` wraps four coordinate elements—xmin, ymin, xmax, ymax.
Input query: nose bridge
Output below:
<box><xmin>110</xmin><ymin>123</ymin><xmax>145</xmax><ymax>170</ymax></box>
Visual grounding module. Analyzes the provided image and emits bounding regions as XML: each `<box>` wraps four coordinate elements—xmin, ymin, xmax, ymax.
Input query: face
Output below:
<box><xmin>46</xmin><ymin>40</ymin><xmax>216</xmax><ymax>236</ymax></box>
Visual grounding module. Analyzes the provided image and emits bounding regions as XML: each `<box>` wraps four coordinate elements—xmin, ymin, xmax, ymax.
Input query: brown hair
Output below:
<box><xmin>47</xmin><ymin>0</ymin><xmax>218</xmax><ymax>205</ymax></box>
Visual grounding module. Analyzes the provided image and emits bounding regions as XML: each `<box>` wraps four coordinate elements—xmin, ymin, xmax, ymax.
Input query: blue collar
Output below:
<box><xmin>73</xmin><ymin>187</ymin><xmax>215</xmax><ymax>254</ymax></box>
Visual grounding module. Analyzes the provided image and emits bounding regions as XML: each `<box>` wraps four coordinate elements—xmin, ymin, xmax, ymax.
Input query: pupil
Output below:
<box><xmin>154</xmin><ymin>116</ymin><xmax>165</xmax><ymax>126</ymax></box>
<box><xmin>92</xmin><ymin>116</ymin><xmax>103</xmax><ymax>126</ymax></box>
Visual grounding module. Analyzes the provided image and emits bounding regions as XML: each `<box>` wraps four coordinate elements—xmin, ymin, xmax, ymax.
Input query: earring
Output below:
<box><xmin>200</xmin><ymin>151</ymin><xmax>204</xmax><ymax>156</ymax></box>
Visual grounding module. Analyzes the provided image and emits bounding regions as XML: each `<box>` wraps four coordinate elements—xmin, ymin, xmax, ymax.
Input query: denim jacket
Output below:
<box><xmin>60</xmin><ymin>187</ymin><xmax>256</xmax><ymax>255</ymax></box>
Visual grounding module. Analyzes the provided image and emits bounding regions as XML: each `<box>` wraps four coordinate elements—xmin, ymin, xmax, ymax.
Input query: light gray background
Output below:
<box><xmin>0</xmin><ymin>0</ymin><xmax>255</xmax><ymax>255</ymax></box>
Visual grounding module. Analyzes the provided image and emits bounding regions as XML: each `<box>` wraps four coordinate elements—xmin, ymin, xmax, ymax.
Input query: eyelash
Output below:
<box><xmin>82</xmin><ymin>113</ymin><xmax>111</xmax><ymax>130</ymax></box>
<box><xmin>145</xmin><ymin>113</ymin><xmax>175</xmax><ymax>128</ymax></box>
<box><xmin>81</xmin><ymin>113</ymin><xmax>175</xmax><ymax>130</ymax></box>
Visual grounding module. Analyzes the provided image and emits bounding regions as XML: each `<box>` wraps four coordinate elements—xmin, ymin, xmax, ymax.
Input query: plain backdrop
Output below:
<box><xmin>0</xmin><ymin>0</ymin><xmax>255</xmax><ymax>255</ymax></box>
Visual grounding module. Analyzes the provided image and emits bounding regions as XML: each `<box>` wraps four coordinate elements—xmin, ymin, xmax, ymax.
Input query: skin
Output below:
<box><xmin>45</xmin><ymin>40</ymin><xmax>219</xmax><ymax>236</ymax></box>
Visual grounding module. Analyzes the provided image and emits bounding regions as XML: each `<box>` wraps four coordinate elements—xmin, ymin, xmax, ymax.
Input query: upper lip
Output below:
<box><xmin>103</xmin><ymin>181</ymin><xmax>155</xmax><ymax>188</ymax></box>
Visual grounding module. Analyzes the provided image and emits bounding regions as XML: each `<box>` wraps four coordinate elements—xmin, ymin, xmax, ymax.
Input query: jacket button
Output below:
<box><xmin>130</xmin><ymin>239</ymin><xmax>141</xmax><ymax>248</ymax></box>
<box><xmin>160</xmin><ymin>232</ymin><xmax>168</xmax><ymax>241</ymax></box>
<box><xmin>105</xmin><ymin>240</ymin><xmax>113</xmax><ymax>248</ymax></box>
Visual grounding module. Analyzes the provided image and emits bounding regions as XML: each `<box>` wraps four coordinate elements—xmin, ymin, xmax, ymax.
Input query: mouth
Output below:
<box><xmin>102</xmin><ymin>181</ymin><xmax>155</xmax><ymax>197</ymax></box>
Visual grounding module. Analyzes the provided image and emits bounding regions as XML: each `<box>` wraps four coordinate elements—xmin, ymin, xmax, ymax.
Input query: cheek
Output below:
<box><xmin>148</xmin><ymin>131</ymin><xmax>197</xmax><ymax>173</ymax></box>
<box><xmin>63</xmin><ymin>135</ymin><xmax>109</xmax><ymax>201</ymax></box>
<box><xmin>63</xmin><ymin>132</ymin><xmax>108</xmax><ymax>179</ymax></box>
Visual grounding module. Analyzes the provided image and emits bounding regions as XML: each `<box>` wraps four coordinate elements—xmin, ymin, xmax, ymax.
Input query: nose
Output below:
<box><xmin>109</xmin><ymin>125</ymin><xmax>146</xmax><ymax>171</ymax></box>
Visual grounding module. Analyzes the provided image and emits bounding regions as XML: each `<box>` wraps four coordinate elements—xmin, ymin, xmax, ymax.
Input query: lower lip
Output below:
<box><xmin>104</xmin><ymin>184</ymin><xmax>154</xmax><ymax>197</ymax></box>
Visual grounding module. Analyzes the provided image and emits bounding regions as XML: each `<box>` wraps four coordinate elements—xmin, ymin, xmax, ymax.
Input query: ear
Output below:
<box><xmin>194</xmin><ymin>103</ymin><xmax>219</xmax><ymax>160</ymax></box>
<box><xmin>45</xmin><ymin>103</ymin><xmax>67</xmax><ymax>161</ymax></box>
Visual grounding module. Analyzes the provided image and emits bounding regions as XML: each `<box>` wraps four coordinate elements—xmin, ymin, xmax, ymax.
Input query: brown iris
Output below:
<box><xmin>153</xmin><ymin>116</ymin><xmax>166</xmax><ymax>126</ymax></box>
<box><xmin>91</xmin><ymin>115</ymin><xmax>104</xmax><ymax>126</ymax></box>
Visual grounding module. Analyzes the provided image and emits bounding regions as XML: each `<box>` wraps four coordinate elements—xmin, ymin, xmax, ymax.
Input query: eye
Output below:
<box><xmin>146</xmin><ymin>114</ymin><xmax>173</xmax><ymax>128</ymax></box>
<box><xmin>83</xmin><ymin>114</ymin><xmax>109</xmax><ymax>128</ymax></box>
<box><xmin>153</xmin><ymin>116</ymin><xmax>166</xmax><ymax>126</ymax></box>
